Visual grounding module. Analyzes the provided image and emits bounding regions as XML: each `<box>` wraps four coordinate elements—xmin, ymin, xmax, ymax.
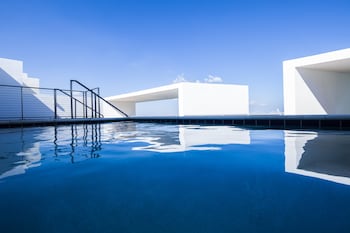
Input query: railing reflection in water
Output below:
<box><xmin>53</xmin><ymin>124</ymin><xmax>102</xmax><ymax>163</ymax></box>
<box><xmin>1</xmin><ymin>122</ymin><xmax>350</xmax><ymax>186</ymax></box>
<box><xmin>0</xmin><ymin>124</ymin><xmax>103</xmax><ymax>179</ymax></box>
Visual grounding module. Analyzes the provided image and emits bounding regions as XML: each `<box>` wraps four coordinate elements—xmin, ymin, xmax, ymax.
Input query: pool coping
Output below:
<box><xmin>1</xmin><ymin>115</ymin><xmax>350</xmax><ymax>130</ymax></box>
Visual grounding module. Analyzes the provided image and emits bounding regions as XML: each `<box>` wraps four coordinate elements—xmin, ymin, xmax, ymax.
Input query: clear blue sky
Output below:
<box><xmin>1</xmin><ymin>0</ymin><xmax>350</xmax><ymax>113</ymax></box>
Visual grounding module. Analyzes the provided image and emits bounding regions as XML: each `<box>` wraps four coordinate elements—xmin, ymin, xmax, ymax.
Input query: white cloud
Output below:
<box><xmin>173</xmin><ymin>73</ymin><xmax>187</xmax><ymax>83</ymax></box>
<box><xmin>204</xmin><ymin>74</ymin><xmax>223</xmax><ymax>83</ymax></box>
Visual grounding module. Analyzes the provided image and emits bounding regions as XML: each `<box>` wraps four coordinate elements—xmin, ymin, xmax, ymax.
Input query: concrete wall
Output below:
<box><xmin>296</xmin><ymin>69</ymin><xmax>350</xmax><ymax>114</ymax></box>
<box><xmin>102</xmin><ymin>101</ymin><xmax>134</xmax><ymax>118</ymax></box>
<box><xmin>0</xmin><ymin>87</ymin><xmax>80</xmax><ymax>119</ymax></box>
<box><xmin>284</xmin><ymin>62</ymin><xmax>350</xmax><ymax>115</ymax></box>
<box><xmin>0</xmin><ymin>58</ymin><xmax>50</xmax><ymax>119</ymax></box>
<box><xmin>136</xmin><ymin>99</ymin><xmax>178</xmax><ymax>116</ymax></box>
<box><xmin>1</xmin><ymin>57</ymin><xmax>123</xmax><ymax>120</ymax></box>
<box><xmin>178</xmin><ymin>83</ymin><xmax>249</xmax><ymax>116</ymax></box>
<box><xmin>0</xmin><ymin>58</ymin><xmax>39</xmax><ymax>88</ymax></box>
<box><xmin>103</xmin><ymin>82</ymin><xmax>249</xmax><ymax>117</ymax></box>
<box><xmin>0</xmin><ymin>58</ymin><xmax>26</xmax><ymax>85</ymax></box>
<box><xmin>284</xmin><ymin>49</ymin><xmax>350</xmax><ymax>115</ymax></box>
<box><xmin>0</xmin><ymin>57</ymin><xmax>76</xmax><ymax>119</ymax></box>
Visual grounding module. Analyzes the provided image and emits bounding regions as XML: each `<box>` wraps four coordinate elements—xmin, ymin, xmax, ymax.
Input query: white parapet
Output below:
<box><xmin>0</xmin><ymin>58</ymin><xmax>39</xmax><ymax>88</ymax></box>
<box><xmin>283</xmin><ymin>48</ymin><xmax>350</xmax><ymax>115</ymax></box>
<box><xmin>178</xmin><ymin>82</ymin><xmax>249</xmax><ymax>116</ymax></box>
<box><xmin>105</xmin><ymin>82</ymin><xmax>249</xmax><ymax>117</ymax></box>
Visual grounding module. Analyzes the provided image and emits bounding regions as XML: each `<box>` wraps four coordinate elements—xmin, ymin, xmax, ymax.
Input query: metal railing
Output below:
<box><xmin>55</xmin><ymin>89</ymin><xmax>103</xmax><ymax>119</ymax></box>
<box><xmin>0</xmin><ymin>80</ymin><xmax>128</xmax><ymax>121</ymax></box>
<box><xmin>0</xmin><ymin>84</ymin><xmax>75</xmax><ymax>120</ymax></box>
<box><xmin>70</xmin><ymin>80</ymin><xmax>128</xmax><ymax>118</ymax></box>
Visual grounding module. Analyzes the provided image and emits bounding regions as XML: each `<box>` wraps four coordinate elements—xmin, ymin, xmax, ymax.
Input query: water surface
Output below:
<box><xmin>1</xmin><ymin>122</ymin><xmax>350</xmax><ymax>233</ymax></box>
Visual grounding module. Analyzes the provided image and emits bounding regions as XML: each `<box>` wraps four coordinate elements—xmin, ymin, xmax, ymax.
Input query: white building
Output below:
<box><xmin>283</xmin><ymin>48</ymin><xmax>350</xmax><ymax>115</ymax></box>
<box><xmin>0</xmin><ymin>58</ymin><xmax>39</xmax><ymax>88</ymax></box>
<box><xmin>0</xmin><ymin>58</ymin><xmax>82</xmax><ymax>119</ymax></box>
<box><xmin>104</xmin><ymin>82</ymin><xmax>249</xmax><ymax>117</ymax></box>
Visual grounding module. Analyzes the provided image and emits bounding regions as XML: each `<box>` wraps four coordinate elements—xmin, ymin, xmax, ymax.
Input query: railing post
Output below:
<box><xmin>91</xmin><ymin>91</ymin><xmax>93</xmax><ymax>118</ymax></box>
<box><xmin>91</xmin><ymin>87</ymin><xmax>100</xmax><ymax>118</ymax></box>
<box><xmin>94</xmin><ymin>93</ymin><xmax>97</xmax><ymax>118</ymax></box>
<box><xmin>70</xmin><ymin>80</ymin><xmax>74</xmax><ymax>119</ymax></box>
<box><xmin>54</xmin><ymin>89</ymin><xmax>57</xmax><ymax>119</ymax></box>
<box><xmin>97</xmin><ymin>88</ymin><xmax>101</xmax><ymax>118</ymax></box>
<box><xmin>82</xmin><ymin>91</ymin><xmax>85</xmax><ymax>118</ymax></box>
<box><xmin>20</xmin><ymin>86</ymin><xmax>24</xmax><ymax>120</ymax></box>
<box><xmin>75</xmin><ymin>99</ymin><xmax>77</xmax><ymax>118</ymax></box>
<box><xmin>84</xmin><ymin>91</ymin><xmax>88</xmax><ymax>118</ymax></box>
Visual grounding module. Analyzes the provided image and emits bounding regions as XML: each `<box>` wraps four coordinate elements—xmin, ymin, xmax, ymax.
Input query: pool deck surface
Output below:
<box><xmin>1</xmin><ymin>115</ymin><xmax>350</xmax><ymax>130</ymax></box>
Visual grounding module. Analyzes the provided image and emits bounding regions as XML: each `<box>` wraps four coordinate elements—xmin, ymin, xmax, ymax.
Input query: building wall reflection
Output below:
<box><xmin>285</xmin><ymin>131</ymin><xmax>350</xmax><ymax>185</ymax></box>
<box><xmin>132</xmin><ymin>125</ymin><xmax>251</xmax><ymax>152</ymax></box>
<box><xmin>2</xmin><ymin>122</ymin><xmax>349</xmax><ymax>186</ymax></box>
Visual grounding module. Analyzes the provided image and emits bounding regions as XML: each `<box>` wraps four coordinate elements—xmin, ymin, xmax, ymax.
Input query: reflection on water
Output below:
<box><xmin>0</xmin><ymin>124</ymin><xmax>102</xmax><ymax>180</ymax></box>
<box><xmin>134</xmin><ymin>125</ymin><xmax>250</xmax><ymax>152</ymax></box>
<box><xmin>1</xmin><ymin>122</ymin><xmax>350</xmax><ymax>186</ymax></box>
<box><xmin>0</xmin><ymin>128</ymin><xmax>42</xmax><ymax>179</ymax></box>
<box><xmin>103</xmin><ymin>124</ymin><xmax>251</xmax><ymax>152</ymax></box>
<box><xmin>52</xmin><ymin>124</ymin><xmax>102</xmax><ymax>162</ymax></box>
<box><xmin>2</xmin><ymin>123</ymin><xmax>350</xmax><ymax>233</ymax></box>
<box><xmin>0</xmin><ymin>123</ymin><xmax>250</xmax><ymax>179</ymax></box>
<box><xmin>285</xmin><ymin>131</ymin><xmax>350</xmax><ymax>185</ymax></box>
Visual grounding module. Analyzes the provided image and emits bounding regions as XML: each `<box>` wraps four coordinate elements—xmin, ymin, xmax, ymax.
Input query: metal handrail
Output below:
<box><xmin>0</xmin><ymin>83</ymin><xmax>87</xmax><ymax>120</ymax></box>
<box><xmin>70</xmin><ymin>80</ymin><xmax>128</xmax><ymax>117</ymax></box>
<box><xmin>55</xmin><ymin>89</ymin><xmax>103</xmax><ymax>119</ymax></box>
<box><xmin>0</xmin><ymin>83</ymin><xmax>84</xmax><ymax>93</ymax></box>
<box><xmin>0</xmin><ymin>81</ymin><xmax>125</xmax><ymax>120</ymax></box>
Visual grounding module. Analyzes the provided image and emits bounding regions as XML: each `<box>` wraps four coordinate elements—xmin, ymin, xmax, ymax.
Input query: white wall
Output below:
<box><xmin>283</xmin><ymin>62</ymin><xmax>296</xmax><ymax>115</ymax></box>
<box><xmin>178</xmin><ymin>83</ymin><xmax>249</xmax><ymax>116</ymax></box>
<box><xmin>136</xmin><ymin>99</ymin><xmax>178</xmax><ymax>116</ymax></box>
<box><xmin>0</xmin><ymin>86</ymin><xmax>22</xmax><ymax>119</ymax></box>
<box><xmin>1</xmin><ymin>58</ymin><xmax>46</xmax><ymax>119</ymax></box>
<box><xmin>22</xmin><ymin>73</ymin><xmax>40</xmax><ymax>90</ymax></box>
<box><xmin>284</xmin><ymin>49</ymin><xmax>350</xmax><ymax>115</ymax></box>
<box><xmin>284</xmin><ymin>64</ymin><xmax>350</xmax><ymax>115</ymax></box>
<box><xmin>1</xmin><ymin>57</ymin><xmax>125</xmax><ymax>120</ymax></box>
<box><xmin>103</xmin><ymin>83</ymin><xmax>249</xmax><ymax>117</ymax></box>
<box><xmin>102</xmin><ymin>101</ymin><xmax>134</xmax><ymax>117</ymax></box>
<box><xmin>0</xmin><ymin>58</ymin><xmax>74</xmax><ymax>119</ymax></box>
<box><xmin>297</xmin><ymin>69</ymin><xmax>350</xmax><ymax>114</ymax></box>
<box><xmin>0</xmin><ymin>58</ymin><xmax>39</xmax><ymax>88</ymax></box>
<box><xmin>0</xmin><ymin>58</ymin><xmax>25</xmax><ymax>85</ymax></box>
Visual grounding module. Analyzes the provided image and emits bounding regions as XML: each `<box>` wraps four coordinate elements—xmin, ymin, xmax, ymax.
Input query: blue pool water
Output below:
<box><xmin>1</xmin><ymin>122</ymin><xmax>350</xmax><ymax>233</ymax></box>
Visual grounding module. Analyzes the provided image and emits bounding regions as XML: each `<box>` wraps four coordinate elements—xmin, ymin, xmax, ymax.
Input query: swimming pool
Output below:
<box><xmin>1</xmin><ymin>122</ymin><xmax>350</xmax><ymax>233</ymax></box>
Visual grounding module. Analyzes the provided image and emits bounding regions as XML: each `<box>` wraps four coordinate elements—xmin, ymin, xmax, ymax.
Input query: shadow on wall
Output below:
<box><xmin>0</xmin><ymin>68</ymin><xmax>54</xmax><ymax>119</ymax></box>
<box><xmin>297</xmin><ymin>68</ymin><xmax>350</xmax><ymax>114</ymax></box>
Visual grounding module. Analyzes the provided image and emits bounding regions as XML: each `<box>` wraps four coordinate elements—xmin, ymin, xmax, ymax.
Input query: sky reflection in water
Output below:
<box><xmin>0</xmin><ymin>122</ymin><xmax>350</xmax><ymax>233</ymax></box>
